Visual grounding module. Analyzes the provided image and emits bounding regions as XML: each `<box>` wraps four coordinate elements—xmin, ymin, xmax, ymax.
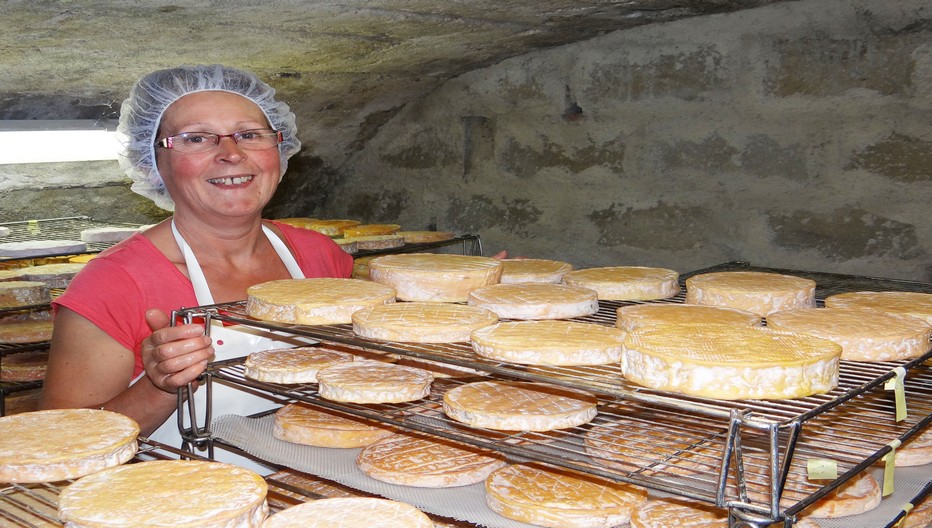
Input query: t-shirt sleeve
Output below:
<box><xmin>274</xmin><ymin>222</ymin><xmax>354</xmax><ymax>278</ymax></box>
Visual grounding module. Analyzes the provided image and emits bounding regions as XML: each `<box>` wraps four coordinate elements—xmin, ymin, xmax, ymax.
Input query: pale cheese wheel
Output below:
<box><xmin>499</xmin><ymin>258</ymin><xmax>574</xmax><ymax>284</ymax></box>
<box><xmin>0</xmin><ymin>269</ymin><xmax>22</xmax><ymax>281</ymax></box>
<box><xmin>0</xmin><ymin>409</ymin><xmax>139</xmax><ymax>483</ymax></box>
<box><xmin>397</xmin><ymin>231</ymin><xmax>455</xmax><ymax>244</ymax></box>
<box><xmin>316</xmin><ymin>360</ymin><xmax>433</xmax><ymax>403</ymax></box>
<box><xmin>443</xmin><ymin>380</ymin><xmax>598</xmax><ymax>431</ymax></box>
<box><xmin>356</xmin><ymin>433</ymin><xmax>506</xmax><ymax>487</ymax></box>
<box><xmin>244</xmin><ymin>346</ymin><xmax>356</xmax><ymax>384</ymax></box>
<box><xmin>333</xmin><ymin>238</ymin><xmax>358</xmax><ymax>254</ymax></box>
<box><xmin>0</xmin><ymin>350</ymin><xmax>48</xmax><ymax>381</ymax></box>
<box><xmin>369</xmin><ymin>253</ymin><xmax>503</xmax><ymax>302</ymax></box>
<box><xmin>58</xmin><ymin>460</ymin><xmax>269</xmax><ymax>528</ymax></box>
<box><xmin>0</xmin><ymin>280</ymin><xmax>51</xmax><ymax>308</ymax></box>
<box><xmin>352</xmin><ymin>302</ymin><xmax>498</xmax><ymax>343</ymax></box>
<box><xmin>621</xmin><ymin>325</ymin><xmax>842</xmax><ymax>400</ymax></box>
<box><xmin>273</xmin><ymin>402</ymin><xmax>394</xmax><ymax>448</ymax></box>
<box><xmin>562</xmin><ymin>266</ymin><xmax>679</xmax><ymax>301</ymax></box>
<box><xmin>766</xmin><ymin>307</ymin><xmax>932</xmax><ymax>362</ymax></box>
<box><xmin>616</xmin><ymin>303</ymin><xmax>762</xmax><ymax>332</ymax></box>
<box><xmin>274</xmin><ymin>217</ymin><xmax>318</xmax><ymax>229</ymax></box>
<box><xmin>79</xmin><ymin>227</ymin><xmax>140</xmax><ymax>243</ymax></box>
<box><xmin>0</xmin><ymin>319</ymin><xmax>53</xmax><ymax>343</ymax></box>
<box><xmin>895</xmin><ymin>426</ymin><xmax>932</xmax><ymax>467</ymax></box>
<box><xmin>824</xmin><ymin>290</ymin><xmax>932</xmax><ymax>326</ymax></box>
<box><xmin>485</xmin><ymin>463</ymin><xmax>648</xmax><ymax>528</ymax></box>
<box><xmin>343</xmin><ymin>234</ymin><xmax>405</xmax><ymax>250</ymax></box>
<box><xmin>467</xmin><ymin>282</ymin><xmax>598</xmax><ymax>320</ymax></box>
<box><xmin>903</xmin><ymin>492</ymin><xmax>932</xmax><ymax>528</ymax></box>
<box><xmin>261</xmin><ymin>497</ymin><xmax>433</xmax><ymax>528</ymax></box>
<box><xmin>352</xmin><ymin>255</ymin><xmax>376</xmax><ymax>280</ymax></box>
<box><xmin>246</xmin><ymin>278</ymin><xmax>396</xmax><ymax>325</ymax></box>
<box><xmin>805</xmin><ymin>471</ymin><xmax>882</xmax><ymax>518</ymax></box>
<box><xmin>684</xmin><ymin>271</ymin><xmax>816</xmax><ymax>316</ymax></box>
<box><xmin>471</xmin><ymin>320</ymin><xmax>625</xmax><ymax>366</ymax></box>
<box><xmin>0</xmin><ymin>240</ymin><xmax>87</xmax><ymax>258</ymax></box>
<box><xmin>17</xmin><ymin>262</ymin><xmax>85</xmax><ymax>288</ymax></box>
<box><xmin>342</xmin><ymin>224</ymin><xmax>401</xmax><ymax>237</ymax></box>
<box><xmin>306</xmin><ymin>219</ymin><xmax>361</xmax><ymax>236</ymax></box>
<box><xmin>630</xmin><ymin>497</ymin><xmax>728</xmax><ymax>528</ymax></box>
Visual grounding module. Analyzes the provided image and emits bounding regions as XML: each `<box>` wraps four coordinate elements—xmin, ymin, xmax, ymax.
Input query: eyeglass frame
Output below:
<box><xmin>155</xmin><ymin>128</ymin><xmax>284</xmax><ymax>151</ymax></box>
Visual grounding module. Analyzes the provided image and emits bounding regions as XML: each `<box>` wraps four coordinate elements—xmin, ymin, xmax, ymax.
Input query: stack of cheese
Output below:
<box><xmin>369</xmin><ymin>253</ymin><xmax>503</xmax><ymax>302</ymax></box>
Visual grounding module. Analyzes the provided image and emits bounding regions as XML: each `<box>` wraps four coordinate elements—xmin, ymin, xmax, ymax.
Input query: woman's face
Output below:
<box><xmin>155</xmin><ymin>91</ymin><xmax>282</xmax><ymax>220</ymax></box>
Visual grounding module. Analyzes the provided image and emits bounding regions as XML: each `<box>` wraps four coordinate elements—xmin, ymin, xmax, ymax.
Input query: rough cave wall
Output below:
<box><xmin>326</xmin><ymin>0</ymin><xmax>932</xmax><ymax>281</ymax></box>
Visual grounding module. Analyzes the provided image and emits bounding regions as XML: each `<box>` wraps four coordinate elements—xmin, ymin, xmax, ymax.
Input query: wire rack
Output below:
<box><xmin>0</xmin><ymin>216</ymin><xmax>144</xmax><ymax>260</ymax></box>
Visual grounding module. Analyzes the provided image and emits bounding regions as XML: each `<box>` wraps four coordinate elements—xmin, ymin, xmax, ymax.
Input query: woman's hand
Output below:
<box><xmin>141</xmin><ymin>308</ymin><xmax>214</xmax><ymax>394</ymax></box>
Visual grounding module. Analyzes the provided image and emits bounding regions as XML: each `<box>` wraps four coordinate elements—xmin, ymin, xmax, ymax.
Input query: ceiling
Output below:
<box><xmin>2</xmin><ymin>0</ymin><xmax>792</xmax><ymax>166</ymax></box>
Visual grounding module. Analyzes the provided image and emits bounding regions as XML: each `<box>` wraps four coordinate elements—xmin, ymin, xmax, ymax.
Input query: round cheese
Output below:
<box><xmin>0</xmin><ymin>319</ymin><xmax>53</xmax><ymax>343</ymax></box>
<box><xmin>368</xmin><ymin>253</ymin><xmax>503</xmax><ymax>302</ymax></box>
<box><xmin>356</xmin><ymin>433</ymin><xmax>506</xmax><ymax>487</ymax></box>
<box><xmin>806</xmin><ymin>471</ymin><xmax>882</xmax><ymax>518</ymax></box>
<box><xmin>903</xmin><ymin>493</ymin><xmax>932</xmax><ymax>528</ymax></box>
<box><xmin>621</xmin><ymin>325</ymin><xmax>842</xmax><ymax>400</ymax></box>
<box><xmin>274</xmin><ymin>217</ymin><xmax>318</xmax><ymax>229</ymax></box>
<box><xmin>352</xmin><ymin>255</ymin><xmax>377</xmax><ymax>280</ymax></box>
<box><xmin>471</xmin><ymin>320</ymin><xmax>625</xmax><ymax>366</ymax></box>
<box><xmin>467</xmin><ymin>282</ymin><xmax>598</xmax><ymax>320</ymax></box>
<box><xmin>305</xmin><ymin>219</ymin><xmax>360</xmax><ymax>236</ymax></box>
<box><xmin>0</xmin><ymin>350</ymin><xmax>48</xmax><ymax>381</ymax></box>
<box><xmin>630</xmin><ymin>497</ymin><xmax>728</xmax><ymax>528</ymax></box>
<box><xmin>0</xmin><ymin>409</ymin><xmax>139</xmax><ymax>483</ymax></box>
<box><xmin>616</xmin><ymin>303</ymin><xmax>761</xmax><ymax>332</ymax></box>
<box><xmin>562</xmin><ymin>266</ymin><xmax>679</xmax><ymax>301</ymax></box>
<box><xmin>485</xmin><ymin>463</ymin><xmax>648</xmax><ymax>528</ymax></box>
<box><xmin>352</xmin><ymin>302</ymin><xmax>498</xmax><ymax>343</ymax></box>
<box><xmin>684</xmin><ymin>271</ymin><xmax>816</xmax><ymax>316</ymax></box>
<box><xmin>244</xmin><ymin>346</ymin><xmax>356</xmax><ymax>384</ymax></box>
<box><xmin>397</xmin><ymin>231</ymin><xmax>455</xmax><ymax>244</ymax></box>
<box><xmin>0</xmin><ymin>240</ymin><xmax>87</xmax><ymax>258</ymax></box>
<box><xmin>316</xmin><ymin>360</ymin><xmax>433</xmax><ymax>403</ymax></box>
<box><xmin>16</xmin><ymin>262</ymin><xmax>86</xmax><ymax>288</ymax></box>
<box><xmin>766</xmin><ymin>307</ymin><xmax>932</xmax><ymax>362</ymax></box>
<box><xmin>824</xmin><ymin>290</ymin><xmax>932</xmax><ymax>326</ymax></box>
<box><xmin>0</xmin><ymin>280</ymin><xmax>51</xmax><ymax>308</ymax></box>
<box><xmin>499</xmin><ymin>258</ymin><xmax>574</xmax><ymax>284</ymax></box>
<box><xmin>260</xmin><ymin>497</ymin><xmax>433</xmax><ymax>528</ymax></box>
<box><xmin>79</xmin><ymin>227</ymin><xmax>140</xmax><ymax>243</ymax></box>
<box><xmin>58</xmin><ymin>460</ymin><xmax>268</xmax><ymax>528</ymax></box>
<box><xmin>342</xmin><ymin>224</ymin><xmax>401</xmax><ymax>237</ymax></box>
<box><xmin>343</xmin><ymin>234</ymin><xmax>405</xmax><ymax>250</ymax></box>
<box><xmin>333</xmin><ymin>238</ymin><xmax>358</xmax><ymax>254</ymax></box>
<box><xmin>895</xmin><ymin>426</ymin><xmax>932</xmax><ymax>467</ymax></box>
<box><xmin>273</xmin><ymin>403</ymin><xmax>394</xmax><ymax>448</ymax></box>
<box><xmin>443</xmin><ymin>380</ymin><xmax>598</xmax><ymax>431</ymax></box>
<box><xmin>246</xmin><ymin>278</ymin><xmax>396</xmax><ymax>325</ymax></box>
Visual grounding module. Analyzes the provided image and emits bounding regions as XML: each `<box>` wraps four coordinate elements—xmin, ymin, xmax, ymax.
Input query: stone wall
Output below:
<box><xmin>325</xmin><ymin>0</ymin><xmax>932</xmax><ymax>281</ymax></box>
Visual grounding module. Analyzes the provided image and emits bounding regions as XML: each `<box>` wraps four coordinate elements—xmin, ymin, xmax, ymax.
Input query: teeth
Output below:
<box><xmin>208</xmin><ymin>175</ymin><xmax>254</xmax><ymax>185</ymax></box>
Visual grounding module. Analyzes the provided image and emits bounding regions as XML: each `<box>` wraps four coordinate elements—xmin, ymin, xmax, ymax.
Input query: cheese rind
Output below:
<box><xmin>260</xmin><ymin>497</ymin><xmax>433</xmax><ymax>528</ymax></box>
<box><xmin>352</xmin><ymin>302</ymin><xmax>498</xmax><ymax>343</ymax></box>
<box><xmin>684</xmin><ymin>271</ymin><xmax>816</xmax><ymax>316</ymax></box>
<box><xmin>0</xmin><ymin>280</ymin><xmax>51</xmax><ymax>308</ymax></box>
<box><xmin>0</xmin><ymin>319</ymin><xmax>53</xmax><ymax>343</ymax></box>
<box><xmin>895</xmin><ymin>427</ymin><xmax>932</xmax><ymax>467</ymax></box>
<box><xmin>0</xmin><ymin>409</ymin><xmax>139</xmax><ymax>483</ymax></box>
<box><xmin>0</xmin><ymin>350</ymin><xmax>48</xmax><ymax>381</ymax></box>
<box><xmin>471</xmin><ymin>320</ymin><xmax>625</xmax><ymax>366</ymax></box>
<box><xmin>621</xmin><ymin>325</ymin><xmax>842</xmax><ymax>400</ymax></box>
<box><xmin>824</xmin><ymin>290</ymin><xmax>932</xmax><ymax>326</ymax></box>
<box><xmin>341</xmin><ymin>224</ymin><xmax>401</xmax><ymax>237</ymax></box>
<box><xmin>58</xmin><ymin>460</ymin><xmax>269</xmax><ymax>528</ymax></box>
<box><xmin>562</xmin><ymin>266</ymin><xmax>679</xmax><ymax>301</ymax></box>
<box><xmin>244</xmin><ymin>346</ymin><xmax>355</xmax><ymax>384</ymax></box>
<box><xmin>79</xmin><ymin>227</ymin><xmax>140</xmax><ymax>243</ymax></box>
<box><xmin>443</xmin><ymin>380</ymin><xmax>598</xmax><ymax>431</ymax></box>
<box><xmin>17</xmin><ymin>263</ymin><xmax>86</xmax><ymax>288</ymax></box>
<box><xmin>485</xmin><ymin>463</ymin><xmax>648</xmax><ymax>528</ymax></box>
<box><xmin>316</xmin><ymin>360</ymin><xmax>433</xmax><ymax>403</ymax></box>
<box><xmin>467</xmin><ymin>282</ymin><xmax>598</xmax><ymax>320</ymax></box>
<box><xmin>305</xmin><ymin>219</ymin><xmax>360</xmax><ymax>236</ymax></box>
<box><xmin>616</xmin><ymin>303</ymin><xmax>761</xmax><ymax>332</ymax></box>
<box><xmin>396</xmin><ymin>231</ymin><xmax>455</xmax><ymax>244</ymax></box>
<box><xmin>0</xmin><ymin>240</ymin><xmax>87</xmax><ymax>258</ymax></box>
<box><xmin>369</xmin><ymin>253</ymin><xmax>503</xmax><ymax>302</ymax></box>
<box><xmin>499</xmin><ymin>258</ymin><xmax>574</xmax><ymax>284</ymax></box>
<box><xmin>273</xmin><ymin>403</ymin><xmax>394</xmax><ymax>448</ymax></box>
<box><xmin>246</xmin><ymin>278</ymin><xmax>396</xmax><ymax>325</ymax></box>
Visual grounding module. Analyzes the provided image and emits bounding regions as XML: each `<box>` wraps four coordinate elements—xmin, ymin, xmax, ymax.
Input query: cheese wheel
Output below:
<box><xmin>342</xmin><ymin>224</ymin><xmax>401</xmax><ymax>237</ymax></box>
<box><xmin>261</xmin><ymin>497</ymin><xmax>433</xmax><ymax>528</ymax></box>
<box><xmin>274</xmin><ymin>217</ymin><xmax>318</xmax><ymax>229</ymax></box>
<box><xmin>0</xmin><ymin>269</ymin><xmax>22</xmax><ymax>281</ymax></box>
<box><xmin>246</xmin><ymin>278</ymin><xmax>396</xmax><ymax>325</ymax></box>
<box><xmin>273</xmin><ymin>402</ymin><xmax>394</xmax><ymax>448</ymax></box>
<box><xmin>806</xmin><ymin>471</ymin><xmax>882</xmax><ymax>518</ymax></box>
<box><xmin>471</xmin><ymin>320</ymin><xmax>625</xmax><ymax>366</ymax></box>
<box><xmin>356</xmin><ymin>433</ymin><xmax>506</xmax><ymax>487</ymax></box>
<box><xmin>342</xmin><ymin>234</ymin><xmax>406</xmax><ymax>250</ymax></box>
<box><xmin>499</xmin><ymin>258</ymin><xmax>574</xmax><ymax>284</ymax></box>
<box><xmin>369</xmin><ymin>253</ymin><xmax>503</xmax><ymax>302</ymax></box>
<box><xmin>0</xmin><ymin>319</ymin><xmax>53</xmax><ymax>343</ymax></box>
<box><xmin>824</xmin><ymin>290</ymin><xmax>932</xmax><ymax>326</ymax></box>
<box><xmin>0</xmin><ymin>280</ymin><xmax>51</xmax><ymax>308</ymax></box>
<box><xmin>766</xmin><ymin>307</ymin><xmax>932</xmax><ymax>362</ymax></box>
<box><xmin>562</xmin><ymin>266</ymin><xmax>679</xmax><ymax>301</ymax></box>
<box><xmin>69</xmin><ymin>254</ymin><xmax>97</xmax><ymax>263</ymax></box>
<box><xmin>895</xmin><ymin>426</ymin><xmax>932</xmax><ymax>467</ymax></box>
<box><xmin>467</xmin><ymin>282</ymin><xmax>598</xmax><ymax>320</ymax></box>
<box><xmin>316</xmin><ymin>360</ymin><xmax>433</xmax><ymax>403</ymax></box>
<box><xmin>352</xmin><ymin>255</ymin><xmax>376</xmax><ymax>280</ymax></box>
<box><xmin>0</xmin><ymin>240</ymin><xmax>87</xmax><ymax>258</ymax></box>
<box><xmin>616</xmin><ymin>303</ymin><xmax>762</xmax><ymax>332</ymax></box>
<box><xmin>79</xmin><ymin>227</ymin><xmax>140</xmax><ymax>243</ymax></box>
<box><xmin>352</xmin><ymin>302</ymin><xmax>498</xmax><ymax>343</ymax></box>
<box><xmin>443</xmin><ymin>380</ymin><xmax>598</xmax><ymax>431</ymax></box>
<box><xmin>17</xmin><ymin>262</ymin><xmax>85</xmax><ymax>288</ymax></box>
<box><xmin>333</xmin><ymin>238</ymin><xmax>358</xmax><ymax>254</ymax></box>
<box><xmin>306</xmin><ymin>219</ymin><xmax>361</xmax><ymax>236</ymax></box>
<box><xmin>485</xmin><ymin>463</ymin><xmax>648</xmax><ymax>528</ymax></box>
<box><xmin>685</xmin><ymin>271</ymin><xmax>816</xmax><ymax>316</ymax></box>
<box><xmin>0</xmin><ymin>350</ymin><xmax>48</xmax><ymax>381</ymax></box>
<box><xmin>621</xmin><ymin>325</ymin><xmax>842</xmax><ymax>400</ymax></box>
<box><xmin>244</xmin><ymin>346</ymin><xmax>356</xmax><ymax>384</ymax></box>
<box><xmin>903</xmin><ymin>493</ymin><xmax>932</xmax><ymax>528</ymax></box>
<box><xmin>0</xmin><ymin>409</ymin><xmax>139</xmax><ymax>483</ymax></box>
<box><xmin>397</xmin><ymin>231</ymin><xmax>455</xmax><ymax>244</ymax></box>
<box><xmin>58</xmin><ymin>460</ymin><xmax>268</xmax><ymax>528</ymax></box>
<box><xmin>630</xmin><ymin>497</ymin><xmax>728</xmax><ymax>528</ymax></box>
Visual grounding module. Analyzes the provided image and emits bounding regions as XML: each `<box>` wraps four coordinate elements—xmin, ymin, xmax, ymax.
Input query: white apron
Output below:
<box><xmin>144</xmin><ymin>220</ymin><xmax>307</xmax><ymax>474</ymax></box>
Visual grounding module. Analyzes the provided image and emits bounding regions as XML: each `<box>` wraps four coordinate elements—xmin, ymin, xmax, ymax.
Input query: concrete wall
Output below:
<box><xmin>326</xmin><ymin>0</ymin><xmax>932</xmax><ymax>282</ymax></box>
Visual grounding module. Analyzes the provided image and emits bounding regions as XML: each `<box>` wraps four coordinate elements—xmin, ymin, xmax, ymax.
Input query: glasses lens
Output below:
<box><xmin>234</xmin><ymin>129</ymin><xmax>282</xmax><ymax>150</ymax></box>
<box><xmin>171</xmin><ymin>132</ymin><xmax>219</xmax><ymax>152</ymax></box>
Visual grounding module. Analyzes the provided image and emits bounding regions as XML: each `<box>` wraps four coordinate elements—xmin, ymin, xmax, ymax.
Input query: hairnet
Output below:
<box><xmin>116</xmin><ymin>64</ymin><xmax>301</xmax><ymax>211</ymax></box>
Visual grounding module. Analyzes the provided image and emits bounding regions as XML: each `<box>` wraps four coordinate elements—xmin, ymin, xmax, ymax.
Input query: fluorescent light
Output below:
<box><xmin>0</xmin><ymin>120</ymin><xmax>121</xmax><ymax>164</ymax></box>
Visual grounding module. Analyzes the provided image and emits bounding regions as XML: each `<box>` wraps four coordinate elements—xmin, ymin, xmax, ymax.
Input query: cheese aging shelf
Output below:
<box><xmin>171</xmin><ymin>262</ymin><xmax>932</xmax><ymax>528</ymax></box>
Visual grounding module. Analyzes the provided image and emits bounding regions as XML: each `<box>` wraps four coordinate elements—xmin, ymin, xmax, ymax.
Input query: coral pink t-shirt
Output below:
<box><xmin>54</xmin><ymin>221</ymin><xmax>353</xmax><ymax>377</ymax></box>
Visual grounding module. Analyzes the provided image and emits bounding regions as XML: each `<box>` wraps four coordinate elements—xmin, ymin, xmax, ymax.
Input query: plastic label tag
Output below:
<box><xmin>27</xmin><ymin>219</ymin><xmax>40</xmax><ymax>235</ymax></box>
<box><xmin>806</xmin><ymin>458</ymin><xmax>837</xmax><ymax>480</ymax></box>
<box><xmin>884</xmin><ymin>367</ymin><xmax>908</xmax><ymax>422</ymax></box>
<box><xmin>882</xmin><ymin>439</ymin><xmax>901</xmax><ymax>497</ymax></box>
<box><xmin>893</xmin><ymin>502</ymin><xmax>914</xmax><ymax>527</ymax></box>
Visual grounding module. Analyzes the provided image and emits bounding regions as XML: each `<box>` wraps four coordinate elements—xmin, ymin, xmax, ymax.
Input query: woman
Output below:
<box><xmin>39</xmin><ymin>65</ymin><xmax>353</xmax><ymax>467</ymax></box>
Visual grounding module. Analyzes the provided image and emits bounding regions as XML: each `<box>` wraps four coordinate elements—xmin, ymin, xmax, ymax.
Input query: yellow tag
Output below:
<box><xmin>806</xmin><ymin>458</ymin><xmax>837</xmax><ymax>480</ymax></box>
<box><xmin>26</xmin><ymin>219</ymin><xmax>40</xmax><ymax>235</ymax></box>
<box><xmin>882</xmin><ymin>440</ymin><xmax>900</xmax><ymax>497</ymax></box>
<box><xmin>894</xmin><ymin>502</ymin><xmax>914</xmax><ymax>527</ymax></box>
<box><xmin>884</xmin><ymin>367</ymin><xmax>908</xmax><ymax>422</ymax></box>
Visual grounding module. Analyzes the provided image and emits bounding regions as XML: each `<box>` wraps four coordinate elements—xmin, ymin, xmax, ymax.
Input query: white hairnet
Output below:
<box><xmin>117</xmin><ymin>64</ymin><xmax>301</xmax><ymax>211</ymax></box>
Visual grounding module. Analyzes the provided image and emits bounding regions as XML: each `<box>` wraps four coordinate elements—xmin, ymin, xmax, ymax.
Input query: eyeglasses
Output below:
<box><xmin>156</xmin><ymin>129</ymin><xmax>283</xmax><ymax>153</ymax></box>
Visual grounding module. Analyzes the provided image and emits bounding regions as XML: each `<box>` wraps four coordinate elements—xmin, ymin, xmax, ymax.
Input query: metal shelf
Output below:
<box><xmin>0</xmin><ymin>216</ymin><xmax>144</xmax><ymax>260</ymax></box>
